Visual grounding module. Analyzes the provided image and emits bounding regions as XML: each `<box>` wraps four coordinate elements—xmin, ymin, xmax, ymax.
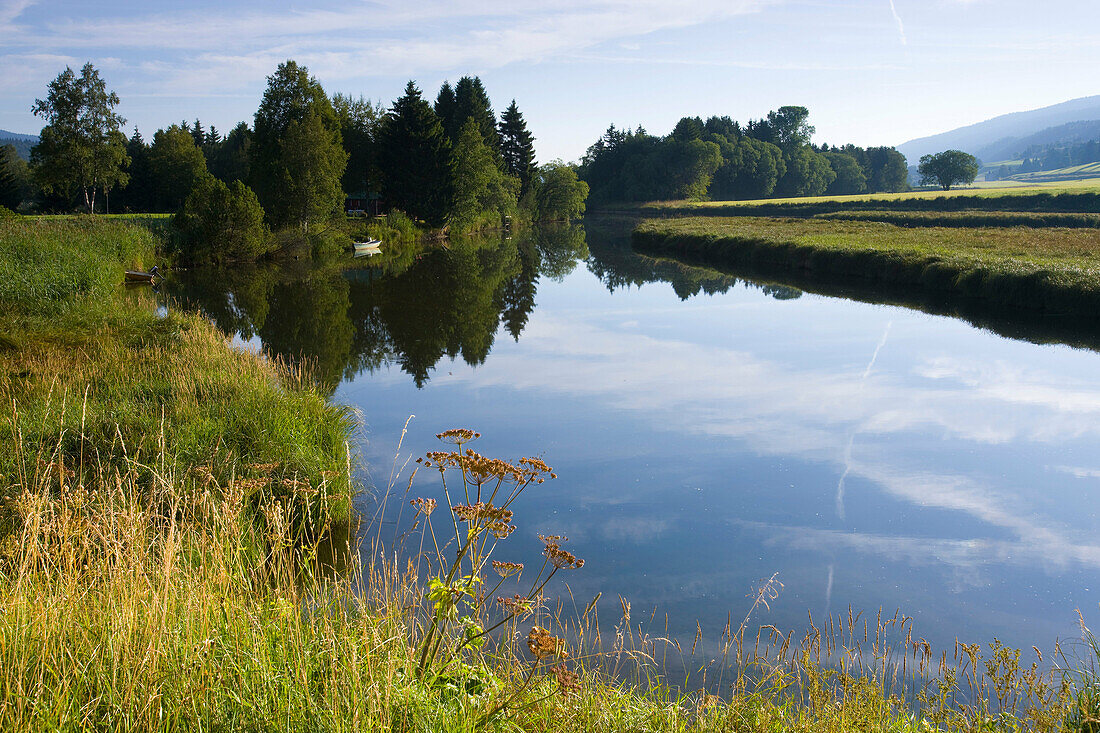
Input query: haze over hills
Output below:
<box><xmin>0</xmin><ymin>129</ymin><xmax>38</xmax><ymax>161</ymax></box>
<box><xmin>896</xmin><ymin>95</ymin><xmax>1100</xmax><ymax>164</ymax></box>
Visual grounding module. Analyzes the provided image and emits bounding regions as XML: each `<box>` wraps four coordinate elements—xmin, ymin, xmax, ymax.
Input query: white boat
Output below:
<box><xmin>352</xmin><ymin>238</ymin><xmax>382</xmax><ymax>252</ymax></box>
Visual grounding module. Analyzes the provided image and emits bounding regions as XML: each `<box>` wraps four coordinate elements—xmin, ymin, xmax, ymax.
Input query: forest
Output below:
<box><xmin>1</xmin><ymin>62</ymin><xmax>589</xmax><ymax>263</ymax></box>
<box><xmin>578</xmin><ymin>106</ymin><xmax>909</xmax><ymax>204</ymax></box>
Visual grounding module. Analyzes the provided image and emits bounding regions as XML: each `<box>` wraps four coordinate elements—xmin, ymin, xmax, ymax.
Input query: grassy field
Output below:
<box><xmin>633</xmin><ymin>216</ymin><xmax>1100</xmax><ymax>318</ymax></box>
<box><xmin>638</xmin><ymin>178</ymin><xmax>1100</xmax><ymax>210</ymax></box>
<box><xmin>3</xmin><ymin>215</ymin><xmax>1099</xmax><ymax>731</ymax></box>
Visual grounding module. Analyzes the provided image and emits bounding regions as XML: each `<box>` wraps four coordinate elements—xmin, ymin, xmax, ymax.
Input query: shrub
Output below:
<box><xmin>173</xmin><ymin>176</ymin><xmax>271</xmax><ymax>264</ymax></box>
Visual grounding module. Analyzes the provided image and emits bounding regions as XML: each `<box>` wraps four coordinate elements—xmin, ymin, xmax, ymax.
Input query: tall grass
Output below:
<box><xmin>1</xmin><ymin>217</ymin><xmax>356</xmax><ymax>525</ymax></box>
<box><xmin>2</xmin><ymin>420</ymin><xmax>1097</xmax><ymax>731</ymax></box>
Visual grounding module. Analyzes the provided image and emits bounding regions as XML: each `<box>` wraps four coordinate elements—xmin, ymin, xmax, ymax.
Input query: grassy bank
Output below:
<box><xmin>3</xmin><ymin>215</ymin><xmax>1099</xmax><ymax>731</ymax></box>
<box><xmin>0</xmin><ymin>215</ymin><xmax>356</xmax><ymax>526</ymax></box>
<box><xmin>632</xmin><ymin>216</ymin><xmax>1100</xmax><ymax>318</ymax></box>
<box><xmin>817</xmin><ymin>210</ymin><xmax>1100</xmax><ymax>229</ymax></box>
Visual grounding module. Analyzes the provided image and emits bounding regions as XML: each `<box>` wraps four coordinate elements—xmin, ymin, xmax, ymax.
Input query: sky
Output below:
<box><xmin>2</xmin><ymin>0</ymin><xmax>1099</xmax><ymax>163</ymax></box>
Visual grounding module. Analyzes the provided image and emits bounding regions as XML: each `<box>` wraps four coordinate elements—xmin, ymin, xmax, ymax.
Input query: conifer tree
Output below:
<box><xmin>454</xmin><ymin>76</ymin><xmax>500</xmax><ymax>153</ymax></box>
<box><xmin>434</xmin><ymin>81</ymin><xmax>458</xmax><ymax>141</ymax></box>
<box><xmin>499</xmin><ymin>100</ymin><xmax>537</xmax><ymax>196</ymax></box>
<box><xmin>377</xmin><ymin>81</ymin><xmax>454</xmax><ymax>228</ymax></box>
<box><xmin>191</xmin><ymin>119</ymin><xmax>205</xmax><ymax>149</ymax></box>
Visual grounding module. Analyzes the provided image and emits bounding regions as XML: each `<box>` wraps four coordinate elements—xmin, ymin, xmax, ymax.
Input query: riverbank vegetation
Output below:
<box><xmin>632</xmin><ymin>215</ymin><xmax>1100</xmax><ymax>318</ymax></box>
<box><xmin>4</xmin><ymin>215</ymin><xmax>1100</xmax><ymax>729</ymax></box>
<box><xmin>0</xmin><ymin>216</ymin><xmax>355</xmax><ymax>526</ymax></box>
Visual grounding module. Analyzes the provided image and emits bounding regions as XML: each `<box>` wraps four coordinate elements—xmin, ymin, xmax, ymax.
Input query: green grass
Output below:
<box><xmin>3</xmin><ymin>215</ymin><xmax>1098</xmax><ymax>731</ymax></box>
<box><xmin>816</xmin><ymin>210</ymin><xmax>1100</xmax><ymax>229</ymax></box>
<box><xmin>0</xmin><ymin>216</ymin><xmax>356</xmax><ymax>525</ymax></box>
<box><xmin>1007</xmin><ymin>163</ymin><xmax>1100</xmax><ymax>184</ymax></box>
<box><xmin>633</xmin><ymin>216</ymin><xmax>1100</xmax><ymax>318</ymax></box>
<box><xmin>639</xmin><ymin>178</ymin><xmax>1100</xmax><ymax>210</ymax></box>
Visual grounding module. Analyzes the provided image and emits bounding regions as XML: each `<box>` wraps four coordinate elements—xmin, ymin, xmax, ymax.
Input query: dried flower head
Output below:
<box><xmin>497</xmin><ymin>594</ymin><xmax>538</xmax><ymax>618</ymax></box>
<box><xmin>436</xmin><ymin>428</ymin><xmax>481</xmax><ymax>444</ymax></box>
<box><xmin>410</xmin><ymin>497</ymin><xmax>437</xmax><ymax>516</ymax></box>
<box><xmin>527</xmin><ymin>626</ymin><xmax>565</xmax><ymax>660</ymax></box>
<box><xmin>540</xmin><ymin>535</ymin><xmax>584</xmax><ymax>569</ymax></box>
<box><xmin>491</xmin><ymin>560</ymin><xmax>524</xmax><ymax>578</ymax></box>
<box><xmin>550</xmin><ymin>663</ymin><xmax>581</xmax><ymax>697</ymax></box>
<box><xmin>452</xmin><ymin>503</ymin><xmax>515</xmax><ymax>538</ymax></box>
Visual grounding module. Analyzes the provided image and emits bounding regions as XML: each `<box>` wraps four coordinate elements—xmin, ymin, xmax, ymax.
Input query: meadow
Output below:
<box><xmin>2</xmin><ymin>214</ymin><xmax>1100</xmax><ymax>731</ymax></box>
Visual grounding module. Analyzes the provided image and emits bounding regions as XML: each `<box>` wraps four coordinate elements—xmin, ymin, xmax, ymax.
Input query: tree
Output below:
<box><xmin>149</xmin><ymin>124</ymin><xmax>208</xmax><ymax>210</ymax></box>
<box><xmin>0</xmin><ymin>144</ymin><xmax>31</xmax><ymax>210</ymax></box>
<box><xmin>434</xmin><ymin>82</ymin><xmax>458</xmax><ymax>140</ymax></box>
<box><xmin>764</xmin><ymin>105</ymin><xmax>815</xmax><ymax>151</ymax></box>
<box><xmin>454</xmin><ymin>76</ymin><xmax>500</xmax><ymax>153</ymax></box>
<box><xmin>209</xmin><ymin>122</ymin><xmax>252</xmax><ymax>184</ymax></box>
<box><xmin>863</xmin><ymin>146</ymin><xmax>909</xmax><ymax>192</ymax></box>
<box><xmin>114</xmin><ymin>129</ymin><xmax>154</xmax><ymax>212</ymax></box>
<box><xmin>279</xmin><ymin>111</ymin><xmax>347</xmax><ymax>231</ymax></box>
<box><xmin>709</xmin><ymin>137</ymin><xmax>785</xmax><ymax>200</ymax></box>
<box><xmin>776</xmin><ymin>146</ymin><xmax>835</xmax><ymax>197</ymax></box>
<box><xmin>498</xmin><ymin>100</ymin><xmax>537</xmax><ymax>197</ymax></box>
<box><xmin>30</xmin><ymin>63</ymin><xmax>129</xmax><ymax>213</ymax></box>
<box><xmin>251</xmin><ymin>60</ymin><xmax>344</xmax><ymax>229</ymax></box>
<box><xmin>174</xmin><ymin>176</ymin><xmax>270</xmax><ymax>263</ymax></box>
<box><xmin>533</xmin><ymin>161</ymin><xmax>589</xmax><ymax>221</ymax></box>
<box><xmin>670</xmin><ymin>116</ymin><xmax>704</xmax><ymax>142</ymax></box>
<box><xmin>332</xmin><ymin>93</ymin><xmax>382</xmax><ymax>201</ymax></box>
<box><xmin>824</xmin><ymin>151</ymin><xmax>867</xmax><ymax>195</ymax></box>
<box><xmin>451</xmin><ymin>118</ymin><xmax>519</xmax><ymax>231</ymax></box>
<box><xmin>377</xmin><ymin>81</ymin><xmax>455</xmax><ymax>227</ymax></box>
<box><xmin>918</xmin><ymin>150</ymin><xmax>979</xmax><ymax>190</ymax></box>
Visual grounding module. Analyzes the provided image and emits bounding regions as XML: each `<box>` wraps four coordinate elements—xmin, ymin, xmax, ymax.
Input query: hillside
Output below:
<box><xmin>897</xmin><ymin>95</ymin><xmax>1100</xmax><ymax>163</ymax></box>
<box><xmin>0</xmin><ymin>130</ymin><xmax>38</xmax><ymax>161</ymax></box>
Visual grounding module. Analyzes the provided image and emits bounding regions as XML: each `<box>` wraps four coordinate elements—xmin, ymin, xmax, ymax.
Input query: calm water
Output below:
<box><xmin>172</xmin><ymin>220</ymin><xmax>1100</xmax><ymax>665</ymax></box>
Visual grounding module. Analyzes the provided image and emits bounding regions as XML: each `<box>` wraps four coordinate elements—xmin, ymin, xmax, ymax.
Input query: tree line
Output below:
<box><xmin>579</xmin><ymin>106</ymin><xmax>910</xmax><ymax>204</ymax></box>
<box><xmin>9</xmin><ymin>61</ymin><xmax>589</xmax><ymax>263</ymax></box>
<box><xmin>984</xmin><ymin>137</ymin><xmax>1100</xmax><ymax>181</ymax></box>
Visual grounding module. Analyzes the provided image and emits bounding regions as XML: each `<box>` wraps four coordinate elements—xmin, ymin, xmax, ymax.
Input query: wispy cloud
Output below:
<box><xmin>5</xmin><ymin>0</ymin><xmax>783</xmax><ymax>96</ymax></box>
<box><xmin>887</xmin><ymin>0</ymin><xmax>907</xmax><ymax>45</ymax></box>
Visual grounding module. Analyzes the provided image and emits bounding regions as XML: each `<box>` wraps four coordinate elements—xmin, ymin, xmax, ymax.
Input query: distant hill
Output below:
<box><xmin>897</xmin><ymin>95</ymin><xmax>1100</xmax><ymax>163</ymax></box>
<box><xmin>0</xmin><ymin>130</ymin><xmax>38</xmax><ymax>161</ymax></box>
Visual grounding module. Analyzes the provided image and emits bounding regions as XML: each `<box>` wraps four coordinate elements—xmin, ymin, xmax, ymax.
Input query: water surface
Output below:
<box><xmin>171</xmin><ymin>220</ymin><xmax>1100</xmax><ymax>666</ymax></box>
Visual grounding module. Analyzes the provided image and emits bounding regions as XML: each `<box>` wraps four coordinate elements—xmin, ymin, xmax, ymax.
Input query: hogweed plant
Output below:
<box><xmin>406</xmin><ymin>428</ymin><xmax>584</xmax><ymax>716</ymax></box>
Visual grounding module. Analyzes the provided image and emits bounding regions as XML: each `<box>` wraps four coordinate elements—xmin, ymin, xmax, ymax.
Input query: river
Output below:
<box><xmin>170</xmin><ymin>217</ymin><xmax>1100</xmax><ymax>674</ymax></box>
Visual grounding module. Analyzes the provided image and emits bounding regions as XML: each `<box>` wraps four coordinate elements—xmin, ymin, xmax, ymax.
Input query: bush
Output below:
<box><xmin>534</xmin><ymin>161</ymin><xmax>589</xmax><ymax>221</ymax></box>
<box><xmin>173</xmin><ymin>176</ymin><xmax>271</xmax><ymax>264</ymax></box>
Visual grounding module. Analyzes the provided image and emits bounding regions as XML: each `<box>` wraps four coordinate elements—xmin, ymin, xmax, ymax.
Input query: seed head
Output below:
<box><xmin>527</xmin><ymin>626</ymin><xmax>565</xmax><ymax>660</ymax></box>
<box><xmin>436</xmin><ymin>428</ymin><xmax>481</xmax><ymax>444</ymax></box>
<box><xmin>410</xmin><ymin>497</ymin><xmax>437</xmax><ymax>516</ymax></box>
<box><xmin>491</xmin><ymin>560</ymin><xmax>524</xmax><ymax>578</ymax></box>
<box><xmin>550</xmin><ymin>663</ymin><xmax>580</xmax><ymax>697</ymax></box>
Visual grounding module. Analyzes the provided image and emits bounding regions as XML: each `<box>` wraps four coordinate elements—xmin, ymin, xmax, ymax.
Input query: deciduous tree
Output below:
<box><xmin>534</xmin><ymin>161</ymin><xmax>589</xmax><ymax>221</ymax></box>
<box><xmin>30</xmin><ymin>63</ymin><xmax>129</xmax><ymax>213</ymax></box>
<box><xmin>150</xmin><ymin>124</ymin><xmax>208</xmax><ymax>210</ymax></box>
<box><xmin>918</xmin><ymin>150</ymin><xmax>979</xmax><ymax>190</ymax></box>
<box><xmin>251</xmin><ymin>60</ymin><xmax>345</xmax><ymax>229</ymax></box>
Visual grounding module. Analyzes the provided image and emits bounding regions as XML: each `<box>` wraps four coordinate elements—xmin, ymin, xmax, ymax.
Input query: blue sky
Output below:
<box><xmin>2</xmin><ymin>0</ymin><xmax>1098</xmax><ymax>163</ymax></box>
